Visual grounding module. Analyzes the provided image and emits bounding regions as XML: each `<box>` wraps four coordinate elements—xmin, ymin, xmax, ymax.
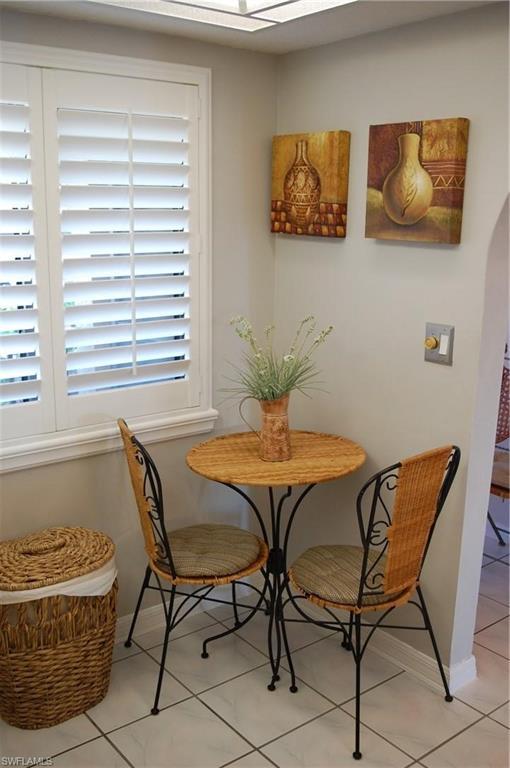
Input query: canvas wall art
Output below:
<box><xmin>365</xmin><ymin>118</ymin><xmax>469</xmax><ymax>244</ymax></box>
<box><xmin>271</xmin><ymin>130</ymin><xmax>350</xmax><ymax>238</ymax></box>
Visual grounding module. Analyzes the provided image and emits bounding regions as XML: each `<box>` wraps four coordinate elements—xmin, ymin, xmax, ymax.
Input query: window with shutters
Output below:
<box><xmin>0</xmin><ymin>48</ymin><xmax>214</xmax><ymax>471</ymax></box>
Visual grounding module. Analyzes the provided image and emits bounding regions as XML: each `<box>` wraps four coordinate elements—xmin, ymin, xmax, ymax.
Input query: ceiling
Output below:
<box><xmin>0</xmin><ymin>0</ymin><xmax>493</xmax><ymax>54</ymax></box>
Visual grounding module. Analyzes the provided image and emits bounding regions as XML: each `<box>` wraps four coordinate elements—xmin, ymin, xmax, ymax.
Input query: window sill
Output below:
<box><xmin>0</xmin><ymin>408</ymin><xmax>219</xmax><ymax>473</ymax></box>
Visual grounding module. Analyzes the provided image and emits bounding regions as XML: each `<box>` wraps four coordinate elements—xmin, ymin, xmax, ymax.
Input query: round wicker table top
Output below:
<box><xmin>186</xmin><ymin>430</ymin><xmax>366</xmax><ymax>487</ymax></box>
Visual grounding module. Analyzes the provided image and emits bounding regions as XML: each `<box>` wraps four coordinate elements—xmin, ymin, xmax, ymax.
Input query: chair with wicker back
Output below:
<box><xmin>280</xmin><ymin>444</ymin><xmax>460</xmax><ymax>760</ymax></box>
<box><xmin>487</xmin><ymin>359</ymin><xmax>509</xmax><ymax>546</ymax></box>
<box><xmin>118</xmin><ymin>418</ymin><xmax>269</xmax><ymax>715</ymax></box>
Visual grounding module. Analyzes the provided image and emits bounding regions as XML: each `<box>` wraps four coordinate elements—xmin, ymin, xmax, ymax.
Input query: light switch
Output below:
<box><xmin>439</xmin><ymin>334</ymin><xmax>449</xmax><ymax>355</ymax></box>
<box><xmin>424</xmin><ymin>323</ymin><xmax>454</xmax><ymax>366</ymax></box>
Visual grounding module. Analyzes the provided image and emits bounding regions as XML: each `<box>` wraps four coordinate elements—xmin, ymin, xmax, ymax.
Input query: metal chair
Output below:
<box><xmin>118</xmin><ymin>418</ymin><xmax>269</xmax><ymax>715</ymax></box>
<box><xmin>280</xmin><ymin>444</ymin><xmax>460</xmax><ymax>760</ymax></box>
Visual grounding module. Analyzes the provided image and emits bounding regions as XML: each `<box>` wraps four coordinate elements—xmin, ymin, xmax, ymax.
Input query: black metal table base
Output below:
<box><xmin>221</xmin><ymin>482</ymin><xmax>320</xmax><ymax>688</ymax></box>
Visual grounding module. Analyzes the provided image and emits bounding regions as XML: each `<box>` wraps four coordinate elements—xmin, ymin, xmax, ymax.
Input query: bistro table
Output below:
<box><xmin>186</xmin><ymin>429</ymin><xmax>366</xmax><ymax>688</ymax></box>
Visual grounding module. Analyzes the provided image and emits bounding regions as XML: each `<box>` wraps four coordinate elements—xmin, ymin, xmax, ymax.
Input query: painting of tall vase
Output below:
<box><xmin>271</xmin><ymin>130</ymin><xmax>350</xmax><ymax>238</ymax></box>
<box><xmin>365</xmin><ymin>118</ymin><xmax>469</xmax><ymax>244</ymax></box>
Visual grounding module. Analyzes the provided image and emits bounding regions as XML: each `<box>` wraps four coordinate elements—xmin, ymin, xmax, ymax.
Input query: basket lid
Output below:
<box><xmin>0</xmin><ymin>527</ymin><xmax>115</xmax><ymax>592</ymax></box>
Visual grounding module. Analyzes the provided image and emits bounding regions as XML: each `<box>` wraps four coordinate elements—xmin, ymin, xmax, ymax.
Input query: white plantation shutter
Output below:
<box><xmin>43</xmin><ymin>70</ymin><xmax>201</xmax><ymax>429</ymax></box>
<box><xmin>0</xmin><ymin>64</ymin><xmax>54</xmax><ymax>440</ymax></box>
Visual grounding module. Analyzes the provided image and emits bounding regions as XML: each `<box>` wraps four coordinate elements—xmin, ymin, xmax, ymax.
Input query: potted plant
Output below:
<box><xmin>225</xmin><ymin>316</ymin><xmax>333</xmax><ymax>461</ymax></box>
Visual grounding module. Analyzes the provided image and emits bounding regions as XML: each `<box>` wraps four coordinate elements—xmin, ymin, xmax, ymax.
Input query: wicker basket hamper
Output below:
<box><xmin>0</xmin><ymin>527</ymin><xmax>117</xmax><ymax>729</ymax></box>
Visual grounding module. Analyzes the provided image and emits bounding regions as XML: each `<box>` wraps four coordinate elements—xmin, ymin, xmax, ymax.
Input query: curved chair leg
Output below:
<box><xmin>353</xmin><ymin>612</ymin><xmax>362</xmax><ymax>760</ymax></box>
<box><xmin>152</xmin><ymin>585</ymin><xmax>176</xmax><ymax>715</ymax></box>
<box><xmin>488</xmin><ymin>512</ymin><xmax>506</xmax><ymax>546</ymax></box>
<box><xmin>125</xmin><ymin>565</ymin><xmax>151</xmax><ymax>647</ymax></box>
<box><xmin>201</xmin><ymin>582</ymin><xmax>269</xmax><ymax>659</ymax></box>
<box><xmin>417</xmin><ymin>585</ymin><xmax>453</xmax><ymax>702</ymax></box>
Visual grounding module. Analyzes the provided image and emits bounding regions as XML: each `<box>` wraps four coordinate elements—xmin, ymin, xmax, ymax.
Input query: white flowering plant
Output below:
<box><xmin>225</xmin><ymin>315</ymin><xmax>333</xmax><ymax>401</ymax></box>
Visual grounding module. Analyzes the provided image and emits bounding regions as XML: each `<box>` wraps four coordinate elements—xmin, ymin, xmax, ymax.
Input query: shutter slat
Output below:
<box><xmin>0</xmin><ymin>378</ymin><xmax>40</xmax><ymax>405</ymax></box>
<box><xmin>0</xmin><ymin>130</ymin><xmax>31</xmax><ymax>159</ymax></box>
<box><xmin>62</xmin><ymin>231</ymin><xmax>188</xmax><ymax>257</ymax></box>
<box><xmin>67</xmin><ymin>359</ymin><xmax>188</xmax><ymax>395</ymax></box>
<box><xmin>64</xmin><ymin>297</ymin><xmax>189</xmax><ymax>327</ymax></box>
<box><xmin>0</xmin><ymin>104</ymin><xmax>30</xmax><ymax>132</ymax></box>
<box><xmin>59</xmin><ymin>135</ymin><xmax>188</xmax><ymax>164</ymax></box>
<box><xmin>0</xmin><ymin>331</ymin><xmax>38</xmax><ymax>356</ymax></box>
<box><xmin>0</xmin><ymin>354</ymin><xmax>40</xmax><ymax>380</ymax></box>
<box><xmin>0</xmin><ymin>210</ymin><xmax>33</xmax><ymax>234</ymax></box>
<box><xmin>0</xmin><ymin>234</ymin><xmax>34</xmax><ymax>257</ymax></box>
<box><xmin>61</xmin><ymin>209</ymin><xmax>188</xmax><ymax>234</ymax></box>
<box><xmin>0</xmin><ymin>158</ymin><xmax>31</xmax><ymax>184</ymax></box>
<box><xmin>0</xmin><ymin>307</ymin><xmax>38</xmax><ymax>332</ymax></box>
<box><xmin>0</xmin><ymin>283</ymin><xmax>37</xmax><ymax>307</ymax></box>
<box><xmin>59</xmin><ymin>160</ymin><xmax>188</xmax><ymax>186</ymax></box>
<box><xmin>0</xmin><ymin>183</ymin><xmax>32</xmax><ymax>209</ymax></box>
<box><xmin>132</xmin><ymin>114</ymin><xmax>188</xmax><ymax>142</ymax></box>
<box><xmin>58</xmin><ymin>109</ymin><xmax>128</xmax><ymax>139</ymax></box>
<box><xmin>60</xmin><ymin>185</ymin><xmax>189</xmax><ymax>210</ymax></box>
<box><xmin>0</xmin><ymin>258</ymin><xmax>36</xmax><ymax>282</ymax></box>
<box><xmin>63</xmin><ymin>253</ymin><xmax>187</xmax><ymax>281</ymax></box>
<box><xmin>65</xmin><ymin>317</ymin><xmax>189</xmax><ymax>350</ymax></box>
<box><xmin>67</xmin><ymin>338</ymin><xmax>189</xmax><ymax>372</ymax></box>
<box><xmin>63</xmin><ymin>275</ymin><xmax>188</xmax><ymax>303</ymax></box>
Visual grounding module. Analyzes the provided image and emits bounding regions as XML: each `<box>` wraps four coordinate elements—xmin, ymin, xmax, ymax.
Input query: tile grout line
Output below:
<box><xmin>34</xmin><ymin>600</ymin><xmax>506</xmax><ymax>766</ymax></box>
<box><xmin>217</xmin><ymin>614</ymin><xmax>340</xmax><ymax>661</ymax></box>
<box><xmin>253</xmin><ymin>670</ymin><xmax>411</xmax><ymax>758</ymax></box>
<box><xmin>130</xmin><ymin>616</ymin><xmax>224</xmax><ymax>653</ymax></box>
<box><xmin>333</xmin><ymin>702</ymin><xmax>418</xmax><ymax>763</ymax></box>
<box><xmin>49</xmin><ymin>734</ymin><xmax>104</xmax><ymax>762</ymax></box>
<box><xmin>477</xmin><ymin>590</ymin><xmax>509</xmax><ymax>608</ymax></box>
<box><xmin>414</xmin><ymin>711</ymin><xmax>489</xmax><ymax>765</ymax></box>
<box><xmin>450</xmin><ymin>686</ymin><xmax>508</xmax><ymax>719</ymax></box>
<box><xmin>472</xmin><ymin>638</ymin><xmax>510</xmax><ymax>663</ymax></box>
<box><xmin>474</xmin><ymin>612</ymin><xmax>510</xmax><ymax>636</ymax></box>
<box><xmin>83</xmin><ymin>712</ymin><xmax>137</xmax><ymax>768</ymax></box>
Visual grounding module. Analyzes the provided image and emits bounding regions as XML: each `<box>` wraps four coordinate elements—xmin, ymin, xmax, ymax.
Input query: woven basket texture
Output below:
<box><xmin>0</xmin><ymin>526</ymin><xmax>114</xmax><ymax>591</ymax></box>
<box><xmin>0</xmin><ymin>527</ymin><xmax>116</xmax><ymax>729</ymax></box>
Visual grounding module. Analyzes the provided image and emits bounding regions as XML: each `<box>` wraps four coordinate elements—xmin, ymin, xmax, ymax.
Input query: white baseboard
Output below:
<box><xmin>116</xmin><ymin>592</ymin><xmax>477</xmax><ymax>694</ymax></box>
<box><xmin>368</xmin><ymin>629</ymin><xmax>477</xmax><ymax>693</ymax></box>
<box><xmin>116</xmin><ymin>601</ymin><xmax>167</xmax><ymax>643</ymax></box>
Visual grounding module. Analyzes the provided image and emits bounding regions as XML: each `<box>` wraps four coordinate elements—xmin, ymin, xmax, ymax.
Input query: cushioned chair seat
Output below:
<box><xmin>164</xmin><ymin>523</ymin><xmax>264</xmax><ymax>579</ymax></box>
<box><xmin>289</xmin><ymin>544</ymin><xmax>406</xmax><ymax>609</ymax></box>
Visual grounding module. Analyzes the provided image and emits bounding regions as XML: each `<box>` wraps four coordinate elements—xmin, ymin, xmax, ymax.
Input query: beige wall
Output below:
<box><xmin>0</xmin><ymin>9</ymin><xmax>277</xmax><ymax>615</ymax></box>
<box><xmin>274</xmin><ymin>4</ymin><xmax>508</xmax><ymax>665</ymax></box>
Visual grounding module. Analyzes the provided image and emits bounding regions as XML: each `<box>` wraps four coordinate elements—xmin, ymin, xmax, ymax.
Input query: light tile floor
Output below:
<box><xmin>1</xmin><ymin>528</ymin><xmax>508</xmax><ymax>768</ymax></box>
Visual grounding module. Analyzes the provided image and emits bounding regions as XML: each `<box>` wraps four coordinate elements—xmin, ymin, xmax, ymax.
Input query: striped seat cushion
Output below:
<box><xmin>289</xmin><ymin>545</ymin><xmax>406</xmax><ymax>608</ymax></box>
<box><xmin>164</xmin><ymin>523</ymin><xmax>264</xmax><ymax>579</ymax></box>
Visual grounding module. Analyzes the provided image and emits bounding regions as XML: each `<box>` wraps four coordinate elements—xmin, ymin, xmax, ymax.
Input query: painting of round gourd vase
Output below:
<box><xmin>365</xmin><ymin>118</ymin><xmax>470</xmax><ymax>244</ymax></box>
<box><xmin>271</xmin><ymin>130</ymin><xmax>351</xmax><ymax>238</ymax></box>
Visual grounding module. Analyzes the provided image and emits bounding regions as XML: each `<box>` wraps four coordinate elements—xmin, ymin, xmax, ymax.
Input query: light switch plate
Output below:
<box><xmin>425</xmin><ymin>323</ymin><xmax>454</xmax><ymax>366</ymax></box>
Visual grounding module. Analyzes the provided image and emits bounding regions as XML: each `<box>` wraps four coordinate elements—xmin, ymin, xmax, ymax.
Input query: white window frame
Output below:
<box><xmin>0</xmin><ymin>42</ymin><xmax>217</xmax><ymax>473</ymax></box>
